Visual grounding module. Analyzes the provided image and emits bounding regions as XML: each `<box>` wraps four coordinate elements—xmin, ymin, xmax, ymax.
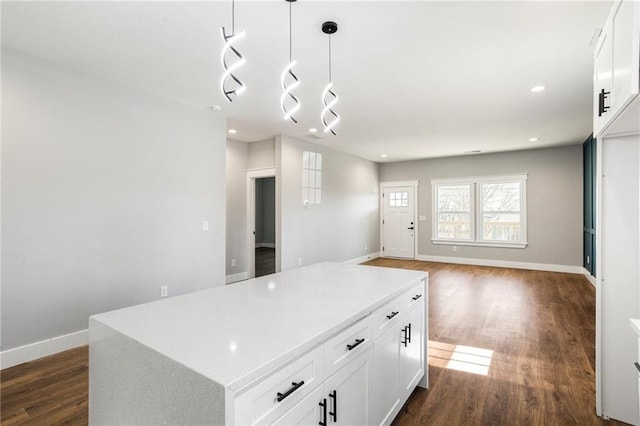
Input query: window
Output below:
<box><xmin>389</xmin><ymin>191</ymin><xmax>409</xmax><ymax>207</ymax></box>
<box><xmin>432</xmin><ymin>174</ymin><xmax>527</xmax><ymax>248</ymax></box>
<box><xmin>302</xmin><ymin>151</ymin><xmax>322</xmax><ymax>205</ymax></box>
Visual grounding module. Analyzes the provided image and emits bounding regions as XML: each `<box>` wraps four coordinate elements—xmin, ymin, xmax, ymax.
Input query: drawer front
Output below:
<box><xmin>324</xmin><ymin>316</ymin><xmax>372</xmax><ymax>377</ymax></box>
<box><xmin>372</xmin><ymin>297</ymin><xmax>402</xmax><ymax>339</ymax></box>
<box><xmin>234</xmin><ymin>345</ymin><xmax>324</xmax><ymax>426</ymax></box>
<box><xmin>402</xmin><ymin>280</ymin><xmax>426</xmax><ymax>313</ymax></box>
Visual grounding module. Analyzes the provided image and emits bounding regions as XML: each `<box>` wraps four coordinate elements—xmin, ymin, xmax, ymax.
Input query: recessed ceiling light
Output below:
<box><xmin>309</xmin><ymin>128</ymin><xmax>318</xmax><ymax>133</ymax></box>
<box><xmin>530</xmin><ymin>85</ymin><xmax>546</xmax><ymax>93</ymax></box>
<box><xmin>529</xmin><ymin>137</ymin><xmax>539</xmax><ymax>142</ymax></box>
<box><xmin>228</xmin><ymin>129</ymin><xmax>237</xmax><ymax>134</ymax></box>
<box><xmin>381</xmin><ymin>154</ymin><xmax>388</xmax><ymax>158</ymax></box>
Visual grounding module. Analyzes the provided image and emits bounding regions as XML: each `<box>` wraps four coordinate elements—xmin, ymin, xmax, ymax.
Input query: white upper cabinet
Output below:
<box><xmin>594</xmin><ymin>0</ymin><xmax>640</xmax><ymax>137</ymax></box>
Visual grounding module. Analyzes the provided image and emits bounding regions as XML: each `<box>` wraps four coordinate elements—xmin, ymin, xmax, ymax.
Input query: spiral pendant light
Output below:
<box><xmin>281</xmin><ymin>0</ymin><xmax>300</xmax><ymax>123</ymax></box>
<box><xmin>321</xmin><ymin>21</ymin><xmax>340</xmax><ymax>135</ymax></box>
<box><xmin>220</xmin><ymin>0</ymin><xmax>246</xmax><ymax>102</ymax></box>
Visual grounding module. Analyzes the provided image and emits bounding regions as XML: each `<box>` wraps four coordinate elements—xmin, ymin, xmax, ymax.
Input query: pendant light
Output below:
<box><xmin>321</xmin><ymin>21</ymin><xmax>340</xmax><ymax>135</ymax></box>
<box><xmin>220</xmin><ymin>0</ymin><xmax>246</xmax><ymax>102</ymax></box>
<box><xmin>281</xmin><ymin>0</ymin><xmax>300</xmax><ymax>123</ymax></box>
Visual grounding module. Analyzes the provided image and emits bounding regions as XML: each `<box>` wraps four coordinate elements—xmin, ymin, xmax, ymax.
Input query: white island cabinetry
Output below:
<box><xmin>89</xmin><ymin>262</ymin><xmax>428</xmax><ymax>425</ymax></box>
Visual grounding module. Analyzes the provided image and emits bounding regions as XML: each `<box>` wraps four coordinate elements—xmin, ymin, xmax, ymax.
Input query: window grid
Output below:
<box><xmin>302</xmin><ymin>151</ymin><xmax>322</xmax><ymax>205</ymax></box>
<box><xmin>432</xmin><ymin>175</ymin><xmax>527</xmax><ymax>247</ymax></box>
<box><xmin>389</xmin><ymin>191</ymin><xmax>409</xmax><ymax>207</ymax></box>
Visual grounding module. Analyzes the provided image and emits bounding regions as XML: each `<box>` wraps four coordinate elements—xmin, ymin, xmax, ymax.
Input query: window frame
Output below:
<box><xmin>431</xmin><ymin>174</ymin><xmax>528</xmax><ymax>249</ymax></box>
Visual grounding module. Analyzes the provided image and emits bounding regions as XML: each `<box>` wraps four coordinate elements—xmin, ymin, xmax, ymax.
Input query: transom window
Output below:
<box><xmin>431</xmin><ymin>174</ymin><xmax>527</xmax><ymax>248</ymax></box>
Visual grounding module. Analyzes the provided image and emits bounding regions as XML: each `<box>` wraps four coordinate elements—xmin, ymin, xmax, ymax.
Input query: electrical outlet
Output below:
<box><xmin>298</xmin><ymin>258</ymin><xmax>303</xmax><ymax>266</ymax></box>
<box><xmin>364</xmin><ymin>244</ymin><xmax>368</xmax><ymax>251</ymax></box>
<box><xmin>160</xmin><ymin>285</ymin><xmax>168</xmax><ymax>298</ymax></box>
<box><xmin>231</xmin><ymin>259</ymin><xmax>237</xmax><ymax>267</ymax></box>
<box><xmin>452</xmin><ymin>246</ymin><xmax>458</xmax><ymax>253</ymax></box>
<box><xmin>202</xmin><ymin>220</ymin><xmax>209</xmax><ymax>231</ymax></box>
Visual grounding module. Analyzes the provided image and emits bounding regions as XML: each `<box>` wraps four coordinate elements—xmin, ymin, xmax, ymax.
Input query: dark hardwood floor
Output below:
<box><xmin>0</xmin><ymin>259</ymin><xmax>627</xmax><ymax>425</ymax></box>
<box><xmin>255</xmin><ymin>247</ymin><xmax>276</xmax><ymax>277</ymax></box>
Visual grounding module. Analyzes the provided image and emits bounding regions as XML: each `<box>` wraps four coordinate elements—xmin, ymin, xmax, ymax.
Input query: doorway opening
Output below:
<box><xmin>254</xmin><ymin>177</ymin><xmax>276</xmax><ymax>277</ymax></box>
<box><xmin>247</xmin><ymin>168</ymin><xmax>278</xmax><ymax>279</ymax></box>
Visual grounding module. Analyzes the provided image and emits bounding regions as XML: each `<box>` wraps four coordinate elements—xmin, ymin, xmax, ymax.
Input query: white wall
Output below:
<box><xmin>1</xmin><ymin>48</ymin><xmax>226</xmax><ymax>353</ymax></box>
<box><xmin>225</xmin><ymin>139</ymin><xmax>248</xmax><ymax>278</ymax></box>
<box><xmin>248</xmin><ymin>139</ymin><xmax>275</xmax><ymax>170</ymax></box>
<box><xmin>380</xmin><ymin>145</ymin><xmax>583</xmax><ymax>268</ymax></box>
<box><xmin>277</xmin><ymin>135</ymin><xmax>380</xmax><ymax>270</ymax></box>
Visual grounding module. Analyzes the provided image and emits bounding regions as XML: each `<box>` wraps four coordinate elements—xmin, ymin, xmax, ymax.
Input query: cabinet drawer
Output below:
<box><xmin>401</xmin><ymin>280</ymin><xmax>426</xmax><ymax>313</ymax></box>
<box><xmin>234</xmin><ymin>345</ymin><xmax>324</xmax><ymax>425</ymax></box>
<box><xmin>372</xmin><ymin>297</ymin><xmax>402</xmax><ymax>339</ymax></box>
<box><xmin>324</xmin><ymin>315</ymin><xmax>372</xmax><ymax>378</ymax></box>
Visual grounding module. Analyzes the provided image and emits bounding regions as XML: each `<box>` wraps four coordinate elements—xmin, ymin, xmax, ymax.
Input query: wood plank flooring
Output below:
<box><xmin>361</xmin><ymin>258</ymin><xmax>626</xmax><ymax>426</ymax></box>
<box><xmin>255</xmin><ymin>247</ymin><xmax>276</xmax><ymax>277</ymax></box>
<box><xmin>0</xmin><ymin>259</ymin><xmax>628</xmax><ymax>425</ymax></box>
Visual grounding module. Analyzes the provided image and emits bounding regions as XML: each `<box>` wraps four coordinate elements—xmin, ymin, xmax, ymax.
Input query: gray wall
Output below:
<box><xmin>225</xmin><ymin>139</ymin><xmax>248</xmax><ymax>278</ymax></box>
<box><xmin>380</xmin><ymin>145</ymin><xmax>583</xmax><ymax>266</ymax></box>
<box><xmin>2</xmin><ymin>48</ymin><xmax>226</xmax><ymax>351</ymax></box>
<box><xmin>277</xmin><ymin>135</ymin><xmax>380</xmax><ymax>271</ymax></box>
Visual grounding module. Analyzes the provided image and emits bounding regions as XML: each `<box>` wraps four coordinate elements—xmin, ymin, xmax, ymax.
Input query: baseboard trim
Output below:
<box><xmin>226</xmin><ymin>271</ymin><xmax>248</xmax><ymax>284</ymax></box>
<box><xmin>344</xmin><ymin>252</ymin><xmax>381</xmax><ymax>265</ymax></box>
<box><xmin>582</xmin><ymin>268</ymin><xmax>597</xmax><ymax>287</ymax></box>
<box><xmin>1</xmin><ymin>329</ymin><xmax>88</xmax><ymax>370</ymax></box>
<box><xmin>256</xmin><ymin>243</ymin><xmax>276</xmax><ymax>249</ymax></box>
<box><xmin>415</xmin><ymin>254</ymin><xmax>583</xmax><ymax>274</ymax></box>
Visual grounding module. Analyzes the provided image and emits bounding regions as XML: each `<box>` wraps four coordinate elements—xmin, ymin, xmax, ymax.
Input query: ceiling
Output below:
<box><xmin>2</xmin><ymin>1</ymin><xmax>611</xmax><ymax>162</ymax></box>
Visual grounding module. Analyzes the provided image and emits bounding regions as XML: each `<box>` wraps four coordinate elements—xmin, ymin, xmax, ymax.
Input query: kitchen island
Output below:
<box><xmin>89</xmin><ymin>262</ymin><xmax>428</xmax><ymax>425</ymax></box>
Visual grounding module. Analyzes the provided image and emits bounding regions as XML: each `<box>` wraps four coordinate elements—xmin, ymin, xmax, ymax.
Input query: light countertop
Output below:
<box><xmin>90</xmin><ymin>262</ymin><xmax>427</xmax><ymax>391</ymax></box>
<box><xmin>630</xmin><ymin>318</ymin><xmax>640</xmax><ymax>337</ymax></box>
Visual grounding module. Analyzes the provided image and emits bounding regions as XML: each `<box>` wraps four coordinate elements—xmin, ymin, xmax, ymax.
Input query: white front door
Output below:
<box><xmin>382</xmin><ymin>186</ymin><xmax>416</xmax><ymax>259</ymax></box>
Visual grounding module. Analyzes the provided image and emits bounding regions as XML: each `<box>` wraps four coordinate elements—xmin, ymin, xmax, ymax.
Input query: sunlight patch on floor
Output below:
<box><xmin>428</xmin><ymin>340</ymin><xmax>494</xmax><ymax>376</ymax></box>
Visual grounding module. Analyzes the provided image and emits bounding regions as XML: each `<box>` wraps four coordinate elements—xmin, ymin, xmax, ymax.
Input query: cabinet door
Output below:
<box><xmin>270</xmin><ymin>385</ymin><xmax>326</xmax><ymax>426</ymax></box>
<box><xmin>594</xmin><ymin>19</ymin><xmax>613</xmax><ymax>136</ymax></box>
<box><xmin>372</xmin><ymin>325</ymin><xmax>401</xmax><ymax>426</ymax></box>
<box><xmin>324</xmin><ymin>348</ymin><xmax>372</xmax><ymax>426</ymax></box>
<box><xmin>612</xmin><ymin>0</ymin><xmax>640</xmax><ymax>115</ymax></box>
<box><xmin>400</xmin><ymin>305</ymin><xmax>425</xmax><ymax>400</ymax></box>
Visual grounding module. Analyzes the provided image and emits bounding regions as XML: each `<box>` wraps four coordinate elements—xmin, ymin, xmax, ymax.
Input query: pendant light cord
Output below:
<box><xmin>328</xmin><ymin>36</ymin><xmax>332</xmax><ymax>83</ymax></box>
<box><xmin>232</xmin><ymin>0</ymin><xmax>235</xmax><ymax>34</ymax></box>
<box><xmin>288</xmin><ymin>1</ymin><xmax>292</xmax><ymax>62</ymax></box>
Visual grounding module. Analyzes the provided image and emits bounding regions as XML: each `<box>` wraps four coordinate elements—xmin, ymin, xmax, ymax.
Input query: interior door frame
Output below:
<box><xmin>247</xmin><ymin>168</ymin><xmax>277</xmax><ymax>279</ymax></box>
<box><xmin>380</xmin><ymin>180</ymin><xmax>419</xmax><ymax>259</ymax></box>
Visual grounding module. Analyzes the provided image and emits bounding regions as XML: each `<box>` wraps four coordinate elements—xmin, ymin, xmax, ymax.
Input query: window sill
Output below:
<box><xmin>431</xmin><ymin>239</ymin><xmax>527</xmax><ymax>249</ymax></box>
